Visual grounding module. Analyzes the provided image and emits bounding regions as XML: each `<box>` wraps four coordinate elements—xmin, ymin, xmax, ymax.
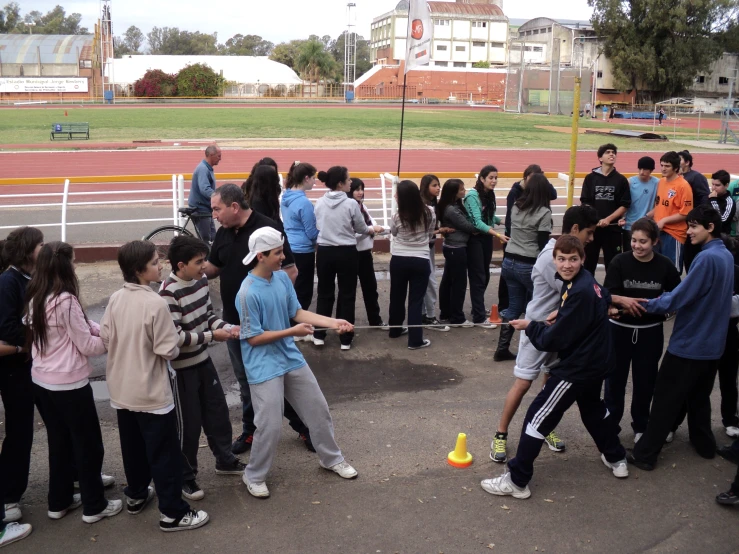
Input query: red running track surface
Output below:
<box><xmin>5</xmin><ymin>148</ymin><xmax>739</xmax><ymax>179</ymax></box>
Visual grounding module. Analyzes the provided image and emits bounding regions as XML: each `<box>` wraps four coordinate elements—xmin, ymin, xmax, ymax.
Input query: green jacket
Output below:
<box><xmin>730</xmin><ymin>180</ymin><xmax>739</xmax><ymax>236</ymax></box>
<box><xmin>464</xmin><ymin>188</ymin><xmax>500</xmax><ymax>234</ymax></box>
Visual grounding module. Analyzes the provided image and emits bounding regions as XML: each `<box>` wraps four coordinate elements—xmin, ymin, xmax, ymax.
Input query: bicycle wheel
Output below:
<box><xmin>143</xmin><ymin>226</ymin><xmax>193</xmax><ymax>274</ymax></box>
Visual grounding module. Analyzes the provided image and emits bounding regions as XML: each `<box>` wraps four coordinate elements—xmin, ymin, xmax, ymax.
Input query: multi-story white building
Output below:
<box><xmin>370</xmin><ymin>0</ymin><xmax>509</xmax><ymax>69</ymax></box>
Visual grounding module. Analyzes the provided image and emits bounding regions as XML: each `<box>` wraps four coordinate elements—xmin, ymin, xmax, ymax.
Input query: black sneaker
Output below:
<box><xmin>422</xmin><ymin>316</ymin><xmax>450</xmax><ymax>332</ymax></box>
<box><xmin>215</xmin><ymin>459</ymin><xmax>246</xmax><ymax>475</ymax></box>
<box><xmin>127</xmin><ymin>486</ymin><xmax>155</xmax><ymax>515</ymax></box>
<box><xmin>716</xmin><ymin>489</ymin><xmax>739</xmax><ymax>506</ymax></box>
<box><xmin>717</xmin><ymin>445</ymin><xmax>739</xmax><ymax>465</ymax></box>
<box><xmin>493</xmin><ymin>349</ymin><xmax>516</xmax><ymax>362</ymax></box>
<box><xmin>232</xmin><ymin>433</ymin><xmax>253</xmax><ymax>454</ymax></box>
<box><xmin>182</xmin><ymin>479</ymin><xmax>204</xmax><ymax>501</ymax></box>
<box><xmin>159</xmin><ymin>509</ymin><xmax>209</xmax><ymax>532</ymax></box>
<box><xmin>626</xmin><ymin>450</ymin><xmax>654</xmax><ymax>471</ymax></box>
<box><xmin>300</xmin><ymin>433</ymin><xmax>316</xmax><ymax>453</ymax></box>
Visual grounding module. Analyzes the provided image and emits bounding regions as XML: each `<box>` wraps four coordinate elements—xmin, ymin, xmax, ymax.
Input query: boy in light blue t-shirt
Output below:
<box><xmin>619</xmin><ymin>156</ymin><xmax>658</xmax><ymax>251</ymax></box>
<box><xmin>235</xmin><ymin>227</ymin><xmax>358</xmax><ymax>499</ymax></box>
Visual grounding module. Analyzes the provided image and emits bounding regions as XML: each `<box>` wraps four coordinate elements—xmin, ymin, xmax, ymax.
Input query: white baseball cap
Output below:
<box><xmin>242</xmin><ymin>227</ymin><xmax>285</xmax><ymax>266</ymax></box>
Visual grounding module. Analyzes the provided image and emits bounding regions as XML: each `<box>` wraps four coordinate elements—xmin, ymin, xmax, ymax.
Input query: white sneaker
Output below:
<box><xmin>380</xmin><ymin>322</ymin><xmax>390</xmax><ymax>331</ymax></box>
<box><xmin>477</xmin><ymin>321</ymin><xmax>498</xmax><ymax>329</ymax></box>
<box><xmin>665</xmin><ymin>431</ymin><xmax>674</xmax><ymax>443</ymax></box>
<box><xmin>726</xmin><ymin>426</ymin><xmax>739</xmax><ymax>438</ymax></box>
<box><xmin>242</xmin><ymin>474</ymin><xmax>270</xmax><ymax>498</ymax></box>
<box><xmin>312</xmin><ymin>336</ymin><xmax>325</xmax><ymax>346</ymax></box>
<box><xmin>461</xmin><ymin>320</ymin><xmax>475</xmax><ymax>328</ymax></box>
<box><xmin>0</xmin><ymin>522</ymin><xmax>32</xmax><ymax>547</ymax></box>
<box><xmin>296</xmin><ymin>335</ymin><xmax>313</xmax><ymax>343</ymax></box>
<box><xmin>340</xmin><ymin>344</ymin><xmax>351</xmax><ymax>351</ymax></box>
<box><xmin>325</xmin><ymin>461</ymin><xmax>358</xmax><ymax>479</ymax></box>
<box><xmin>48</xmin><ymin>493</ymin><xmax>82</xmax><ymax>520</ymax></box>
<box><xmin>82</xmin><ymin>499</ymin><xmax>123</xmax><ymax>524</ymax></box>
<box><xmin>634</xmin><ymin>432</ymin><xmax>643</xmax><ymax>444</ymax></box>
<box><xmin>75</xmin><ymin>473</ymin><xmax>115</xmax><ymax>489</ymax></box>
<box><xmin>601</xmin><ymin>454</ymin><xmax>629</xmax><ymax>478</ymax></box>
<box><xmin>480</xmin><ymin>472</ymin><xmax>531</xmax><ymax>499</ymax></box>
<box><xmin>2</xmin><ymin>504</ymin><xmax>21</xmax><ymax>523</ymax></box>
<box><xmin>159</xmin><ymin>509</ymin><xmax>209</xmax><ymax>532</ymax></box>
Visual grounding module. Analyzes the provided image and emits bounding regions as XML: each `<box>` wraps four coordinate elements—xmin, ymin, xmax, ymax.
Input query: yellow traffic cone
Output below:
<box><xmin>447</xmin><ymin>432</ymin><xmax>473</xmax><ymax>468</ymax></box>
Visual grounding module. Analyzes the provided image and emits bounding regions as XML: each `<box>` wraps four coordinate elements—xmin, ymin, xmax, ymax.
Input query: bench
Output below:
<box><xmin>50</xmin><ymin>123</ymin><xmax>90</xmax><ymax>140</ymax></box>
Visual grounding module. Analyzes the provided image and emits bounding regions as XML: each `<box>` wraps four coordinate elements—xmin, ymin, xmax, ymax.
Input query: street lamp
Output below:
<box><xmin>28</xmin><ymin>22</ymin><xmax>36</xmax><ymax>35</ymax></box>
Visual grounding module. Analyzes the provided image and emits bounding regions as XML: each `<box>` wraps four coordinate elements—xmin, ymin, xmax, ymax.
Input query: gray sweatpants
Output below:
<box><xmin>245</xmin><ymin>365</ymin><xmax>344</xmax><ymax>484</ymax></box>
<box><xmin>422</xmin><ymin>245</ymin><xmax>438</xmax><ymax>317</ymax></box>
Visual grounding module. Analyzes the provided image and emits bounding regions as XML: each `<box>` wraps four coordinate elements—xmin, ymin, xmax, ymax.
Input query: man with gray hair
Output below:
<box><xmin>188</xmin><ymin>145</ymin><xmax>222</xmax><ymax>243</ymax></box>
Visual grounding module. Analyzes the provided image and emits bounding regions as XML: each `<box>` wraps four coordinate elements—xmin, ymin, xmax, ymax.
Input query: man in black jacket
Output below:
<box><xmin>480</xmin><ymin>235</ymin><xmax>627</xmax><ymax>499</ymax></box>
<box><xmin>580</xmin><ymin>144</ymin><xmax>631</xmax><ymax>275</ymax></box>
<box><xmin>679</xmin><ymin>150</ymin><xmax>711</xmax><ymax>271</ymax></box>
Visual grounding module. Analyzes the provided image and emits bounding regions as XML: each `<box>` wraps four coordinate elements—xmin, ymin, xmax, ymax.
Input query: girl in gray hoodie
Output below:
<box><xmin>313</xmin><ymin>167</ymin><xmax>368</xmax><ymax>350</ymax></box>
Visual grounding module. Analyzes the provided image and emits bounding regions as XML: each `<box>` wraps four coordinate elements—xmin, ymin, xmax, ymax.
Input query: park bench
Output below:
<box><xmin>50</xmin><ymin>123</ymin><xmax>90</xmax><ymax>140</ymax></box>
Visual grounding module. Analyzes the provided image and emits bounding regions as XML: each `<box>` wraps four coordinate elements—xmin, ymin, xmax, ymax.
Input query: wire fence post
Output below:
<box><xmin>567</xmin><ymin>77</ymin><xmax>582</xmax><ymax>208</ymax></box>
<box><xmin>380</xmin><ymin>173</ymin><xmax>389</xmax><ymax>228</ymax></box>
<box><xmin>61</xmin><ymin>179</ymin><xmax>70</xmax><ymax>242</ymax></box>
<box><xmin>697</xmin><ymin>108</ymin><xmax>702</xmax><ymax>140</ymax></box>
<box><xmin>171</xmin><ymin>174</ymin><xmax>178</xmax><ymax>226</ymax></box>
<box><xmin>177</xmin><ymin>174</ymin><xmax>185</xmax><ymax>226</ymax></box>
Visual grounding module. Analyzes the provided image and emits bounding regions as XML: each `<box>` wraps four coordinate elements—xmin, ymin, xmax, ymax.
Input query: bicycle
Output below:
<box><xmin>143</xmin><ymin>206</ymin><xmax>204</xmax><ymax>263</ymax></box>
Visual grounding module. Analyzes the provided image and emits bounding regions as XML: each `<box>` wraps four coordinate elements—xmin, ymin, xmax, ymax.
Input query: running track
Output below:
<box><xmin>4</xmin><ymin>148</ymin><xmax>739</xmax><ymax>180</ymax></box>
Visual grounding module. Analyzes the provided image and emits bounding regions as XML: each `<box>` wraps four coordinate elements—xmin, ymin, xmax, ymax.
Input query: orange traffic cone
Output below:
<box><xmin>447</xmin><ymin>433</ymin><xmax>473</xmax><ymax>468</ymax></box>
<box><xmin>64</xmin><ymin>110</ymin><xmax>68</xmax><ymax>116</ymax></box>
<box><xmin>488</xmin><ymin>304</ymin><xmax>502</xmax><ymax>324</ymax></box>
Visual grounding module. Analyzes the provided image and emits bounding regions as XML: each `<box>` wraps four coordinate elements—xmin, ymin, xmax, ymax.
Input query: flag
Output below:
<box><xmin>405</xmin><ymin>0</ymin><xmax>432</xmax><ymax>74</ymax></box>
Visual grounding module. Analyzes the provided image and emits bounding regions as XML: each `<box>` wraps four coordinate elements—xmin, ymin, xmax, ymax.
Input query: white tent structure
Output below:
<box><xmin>110</xmin><ymin>55</ymin><xmax>302</xmax><ymax>97</ymax></box>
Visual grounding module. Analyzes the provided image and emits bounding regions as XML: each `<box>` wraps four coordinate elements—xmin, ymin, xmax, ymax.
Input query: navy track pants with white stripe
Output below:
<box><xmin>508</xmin><ymin>374</ymin><xmax>626</xmax><ymax>488</ymax></box>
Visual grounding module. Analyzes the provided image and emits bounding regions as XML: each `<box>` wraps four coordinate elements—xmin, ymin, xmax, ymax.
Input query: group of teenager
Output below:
<box><xmin>480</xmin><ymin>144</ymin><xmax>739</xmax><ymax>510</ymax></box>
<box><xmin>1</xmin><ymin>146</ymin><xmax>738</xmax><ymax>548</ymax></box>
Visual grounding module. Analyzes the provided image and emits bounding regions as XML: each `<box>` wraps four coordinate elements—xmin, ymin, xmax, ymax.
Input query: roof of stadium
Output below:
<box><xmin>0</xmin><ymin>34</ymin><xmax>94</xmax><ymax>64</ymax></box>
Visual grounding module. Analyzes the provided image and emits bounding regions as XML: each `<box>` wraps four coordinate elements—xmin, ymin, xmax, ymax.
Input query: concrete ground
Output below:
<box><xmin>2</xmin><ymin>258</ymin><xmax>738</xmax><ymax>554</ymax></box>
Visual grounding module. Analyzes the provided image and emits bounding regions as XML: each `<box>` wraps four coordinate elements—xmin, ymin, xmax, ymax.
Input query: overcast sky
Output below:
<box><xmin>21</xmin><ymin>0</ymin><xmax>594</xmax><ymax>44</ymax></box>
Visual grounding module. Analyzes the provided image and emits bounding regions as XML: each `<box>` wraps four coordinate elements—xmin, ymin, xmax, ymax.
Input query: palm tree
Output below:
<box><xmin>296</xmin><ymin>39</ymin><xmax>336</xmax><ymax>97</ymax></box>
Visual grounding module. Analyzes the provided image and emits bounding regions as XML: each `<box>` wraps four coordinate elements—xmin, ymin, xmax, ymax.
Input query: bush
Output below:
<box><xmin>133</xmin><ymin>69</ymin><xmax>177</xmax><ymax>97</ymax></box>
<box><xmin>176</xmin><ymin>63</ymin><xmax>224</xmax><ymax>97</ymax></box>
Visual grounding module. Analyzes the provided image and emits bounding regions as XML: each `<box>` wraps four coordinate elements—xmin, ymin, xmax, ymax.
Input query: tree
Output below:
<box><xmin>176</xmin><ymin>63</ymin><xmax>224</xmax><ymax>97</ymax></box>
<box><xmin>296</xmin><ymin>39</ymin><xmax>337</xmax><ymax>83</ymax></box>
<box><xmin>14</xmin><ymin>5</ymin><xmax>88</xmax><ymax>34</ymax></box>
<box><xmin>147</xmin><ymin>27</ymin><xmax>219</xmax><ymax>55</ymax></box>
<box><xmin>0</xmin><ymin>2</ymin><xmax>21</xmax><ymax>33</ymax></box>
<box><xmin>223</xmin><ymin>34</ymin><xmax>274</xmax><ymax>56</ymax></box>
<box><xmin>114</xmin><ymin>25</ymin><xmax>144</xmax><ymax>57</ymax></box>
<box><xmin>270</xmin><ymin>40</ymin><xmax>306</xmax><ymax>69</ymax></box>
<box><xmin>329</xmin><ymin>31</ymin><xmax>372</xmax><ymax>82</ymax></box>
<box><xmin>473</xmin><ymin>60</ymin><xmax>491</xmax><ymax>68</ymax></box>
<box><xmin>133</xmin><ymin>69</ymin><xmax>178</xmax><ymax>97</ymax></box>
<box><xmin>589</xmin><ymin>0</ymin><xmax>738</xmax><ymax>98</ymax></box>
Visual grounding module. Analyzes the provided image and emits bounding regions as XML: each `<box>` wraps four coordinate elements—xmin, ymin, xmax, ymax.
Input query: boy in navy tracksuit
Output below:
<box><xmin>481</xmin><ymin>235</ymin><xmax>627</xmax><ymax>499</ymax></box>
<box><xmin>629</xmin><ymin>205</ymin><xmax>734</xmax><ymax>470</ymax></box>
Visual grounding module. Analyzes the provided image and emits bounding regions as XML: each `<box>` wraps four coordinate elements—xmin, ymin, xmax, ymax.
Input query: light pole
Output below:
<box><xmin>28</xmin><ymin>22</ymin><xmax>36</xmax><ymax>35</ymax></box>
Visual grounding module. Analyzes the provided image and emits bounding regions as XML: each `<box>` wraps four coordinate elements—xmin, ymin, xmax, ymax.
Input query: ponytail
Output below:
<box><xmin>318</xmin><ymin>166</ymin><xmax>349</xmax><ymax>190</ymax></box>
<box><xmin>286</xmin><ymin>162</ymin><xmax>317</xmax><ymax>189</ymax></box>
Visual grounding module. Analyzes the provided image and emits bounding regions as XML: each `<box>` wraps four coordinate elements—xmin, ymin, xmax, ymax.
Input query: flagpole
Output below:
<box><xmin>397</xmin><ymin>70</ymin><xmax>408</xmax><ymax>177</ymax></box>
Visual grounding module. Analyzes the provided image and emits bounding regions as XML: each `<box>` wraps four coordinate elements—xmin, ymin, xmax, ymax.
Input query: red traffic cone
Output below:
<box><xmin>488</xmin><ymin>304</ymin><xmax>502</xmax><ymax>324</ymax></box>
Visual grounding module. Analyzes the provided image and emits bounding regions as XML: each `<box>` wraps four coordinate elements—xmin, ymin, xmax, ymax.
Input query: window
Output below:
<box><xmin>436</xmin><ymin>44</ymin><xmax>448</xmax><ymax>51</ymax></box>
<box><xmin>453</xmin><ymin>62</ymin><xmax>467</xmax><ymax>68</ymax></box>
<box><xmin>79</xmin><ymin>60</ymin><xmax>92</xmax><ymax>69</ymax></box>
<box><xmin>719</xmin><ymin>77</ymin><xmax>729</xmax><ymax>84</ymax></box>
<box><xmin>472</xmin><ymin>21</ymin><xmax>487</xmax><ymax>28</ymax></box>
<box><xmin>434</xmin><ymin>19</ymin><xmax>450</xmax><ymax>26</ymax></box>
<box><xmin>455</xmin><ymin>45</ymin><xmax>466</xmax><ymax>52</ymax></box>
<box><xmin>597</xmin><ymin>70</ymin><xmax>603</xmax><ymax>78</ymax></box>
<box><xmin>435</xmin><ymin>61</ymin><xmax>448</xmax><ymax>67</ymax></box>
<box><xmin>473</xmin><ymin>41</ymin><xmax>486</xmax><ymax>47</ymax></box>
<box><xmin>533</xmin><ymin>46</ymin><xmax>543</xmax><ymax>52</ymax></box>
<box><xmin>696</xmin><ymin>75</ymin><xmax>705</xmax><ymax>83</ymax></box>
<box><xmin>490</xmin><ymin>42</ymin><xmax>505</xmax><ymax>48</ymax></box>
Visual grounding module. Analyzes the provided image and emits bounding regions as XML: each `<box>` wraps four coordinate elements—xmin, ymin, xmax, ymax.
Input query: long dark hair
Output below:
<box><xmin>317</xmin><ymin>166</ymin><xmax>349</xmax><ymax>191</ymax></box>
<box><xmin>396</xmin><ymin>180</ymin><xmax>430</xmax><ymax>231</ymax></box>
<box><xmin>1</xmin><ymin>226</ymin><xmax>44</xmax><ymax>272</ymax></box>
<box><xmin>475</xmin><ymin>165</ymin><xmax>498</xmax><ymax>221</ymax></box>
<box><xmin>25</xmin><ymin>242</ymin><xmax>86</xmax><ymax>355</ymax></box>
<box><xmin>436</xmin><ymin>179</ymin><xmax>465</xmax><ymax>224</ymax></box>
<box><xmin>243</xmin><ymin>157</ymin><xmax>280</xmax><ymax>198</ymax></box>
<box><xmin>246</xmin><ymin>165</ymin><xmax>281</xmax><ymax>220</ymax></box>
<box><xmin>515</xmin><ymin>173</ymin><xmax>551</xmax><ymax>214</ymax></box>
<box><xmin>348</xmin><ymin>178</ymin><xmax>372</xmax><ymax>226</ymax></box>
<box><xmin>286</xmin><ymin>162</ymin><xmax>316</xmax><ymax>189</ymax></box>
<box><xmin>420</xmin><ymin>174</ymin><xmax>439</xmax><ymax>207</ymax></box>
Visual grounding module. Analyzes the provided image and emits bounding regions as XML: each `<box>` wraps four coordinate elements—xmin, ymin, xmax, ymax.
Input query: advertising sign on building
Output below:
<box><xmin>0</xmin><ymin>78</ymin><xmax>89</xmax><ymax>93</ymax></box>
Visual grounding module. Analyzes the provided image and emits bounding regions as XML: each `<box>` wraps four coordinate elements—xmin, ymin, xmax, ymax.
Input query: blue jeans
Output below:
<box><xmin>191</xmin><ymin>213</ymin><xmax>216</xmax><ymax>243</ymax></box>
<box><xmin>501</xmin><ymin>257</ymin><xmax>535</xmax><ymax>322</ymax></box>
<box><xmin>655</xmin><ymin>232</ymin><xmax>684</xmax><ymax>273</ymax></box>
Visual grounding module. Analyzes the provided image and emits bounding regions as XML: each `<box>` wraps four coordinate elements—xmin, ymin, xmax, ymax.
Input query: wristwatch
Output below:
<box><xmin>15</xmin><ymin>345</ymin><xmax>21</xmax><ymax>354</ymax></box>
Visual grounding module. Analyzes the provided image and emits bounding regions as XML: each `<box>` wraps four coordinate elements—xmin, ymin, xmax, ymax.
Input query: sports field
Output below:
<box><xmin>1</xmin><ymin>105</ymin><xmax>720</xmax><ymax>150</ymax></box>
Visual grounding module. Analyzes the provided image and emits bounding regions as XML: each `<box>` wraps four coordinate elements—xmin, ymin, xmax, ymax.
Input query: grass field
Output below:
<box><xmin>1</xmin><ymin>106</ymin><xmax>721</xmax><ymax>150</ymax></box>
